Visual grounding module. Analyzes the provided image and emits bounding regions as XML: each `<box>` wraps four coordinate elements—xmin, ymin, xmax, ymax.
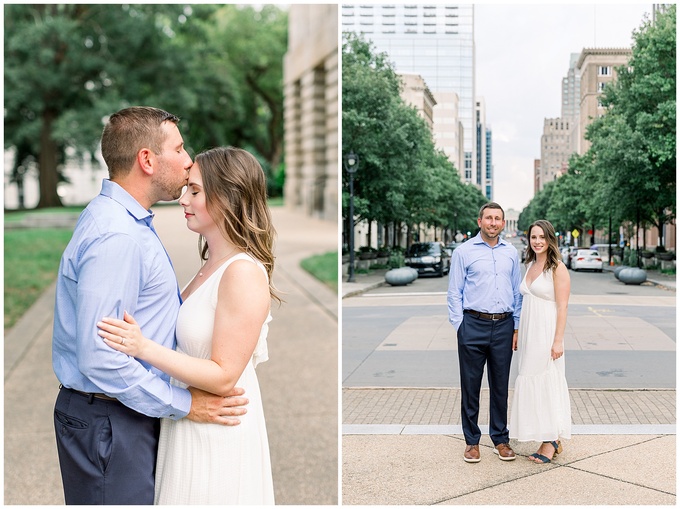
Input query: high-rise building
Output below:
<box><xmin>341</xmin><ymin>4</ymin><xmax>476</xmax><ymax>183</ymax></box>
<box><xmin>561</xmin><ymin>53</ymin><xmax>581</xmax><ymax>123</ymax></box>
<box><xmin>397</xmin><ymin>72</ymin><xmax>437</xmax><ymax>131</ymax></box>
<box><xmin>533</xmin><ymin>159</ymin><xmax>541</xmax><ymax>195</ymax></box>
<box><xmin>576</xmin><ymin>48</ymin><xmax>632</xmax><ymax>154</ymax></box>
<box><xmin>472</xmin><ymin>97</ymin><xmax>489</xmax><ymax>190</ymax></box>
<box><xmin>433</xmin><ymin>90</ymin><xmax>464</xmax><ymax>174</ymax></box>
<box><xmin>539</xmin><ymin>117</ymin><xmax>573</xmax><ymax>189</ymax></box>
<box><xmin>485</xmin><ymin>127</ymin><xmax>493</xmax><ymax>200</ymax></box>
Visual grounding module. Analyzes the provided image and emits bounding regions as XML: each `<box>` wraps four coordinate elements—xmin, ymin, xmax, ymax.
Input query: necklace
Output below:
<box><xmin>198</xmin><ymin>248</ymin><xmax>237</xmax><ymax>277</ymax></box>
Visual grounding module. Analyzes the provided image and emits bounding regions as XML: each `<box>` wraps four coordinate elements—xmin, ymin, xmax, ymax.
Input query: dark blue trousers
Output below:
<box><xmin>54</xmin><ymin>386</ymin><xmax>160</xmax><ymax>505</ymax></box>
<box><xmin>457</xmin><ymin>313</ymin><xmax>514</xmax><ymax>446</ymax></box>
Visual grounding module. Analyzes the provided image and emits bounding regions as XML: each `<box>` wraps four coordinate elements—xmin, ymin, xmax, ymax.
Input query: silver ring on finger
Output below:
<box><xmin>121</xmin><ymin>336</ymin><xmax>126</xmax><ymax>345</ymax></box>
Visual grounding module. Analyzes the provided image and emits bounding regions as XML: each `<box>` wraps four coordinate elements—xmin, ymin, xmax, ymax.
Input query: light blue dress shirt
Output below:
<box><xmin>52</xmin><ymin>180</ymin><xmax>191</xmax><ymax>419</ymax></box>
<box><xmin>447</xmin><ymin>232</ymin><xmax>523</xmax><ymax>331</ymax></box>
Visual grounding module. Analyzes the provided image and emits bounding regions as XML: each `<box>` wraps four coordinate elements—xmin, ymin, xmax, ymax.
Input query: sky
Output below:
<box><xmin>474</xmin><ymin>3</ymin><xmax>653</xmax><ymax>212</ymax></box>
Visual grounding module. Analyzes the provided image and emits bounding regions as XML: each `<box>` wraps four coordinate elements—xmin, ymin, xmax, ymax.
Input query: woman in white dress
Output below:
<box><xmin>97</xmin><ymin>146</ymin><xmax>277</xmax><ymax>503</ymax></box>
<box><xmin>509</xmin><ymin>219</ymin><xmax>571</xmax><ymax>463</ymax></box>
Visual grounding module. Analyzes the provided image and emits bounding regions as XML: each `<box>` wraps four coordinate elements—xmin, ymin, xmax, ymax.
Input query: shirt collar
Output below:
<box><xmin>472</xmin><ymin>231</ymin><xmax>508</xmax><ymax>248</ymax></box>
<box><xmin>100</xmin><ymin>179</ymin><xmax>154</xmax><ymax>225</ymax></box>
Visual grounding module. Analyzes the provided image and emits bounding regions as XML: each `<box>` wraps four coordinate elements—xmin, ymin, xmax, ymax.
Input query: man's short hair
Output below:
<box><xmin>101</xmin><ymin>106</ymin><xmax>180</xmax><ymax>179</ymax></box>
<box><xmin>478</xmin><ymin>202</ymin><xmax>505</xmax><ymax>220</ymax></box>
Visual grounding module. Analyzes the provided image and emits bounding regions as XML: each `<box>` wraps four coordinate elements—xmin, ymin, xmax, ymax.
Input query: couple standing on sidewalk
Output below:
<box><xmin>447</xmin><ymin>202</ymin><xmax>572</xmax><ymax>464</ymax></box>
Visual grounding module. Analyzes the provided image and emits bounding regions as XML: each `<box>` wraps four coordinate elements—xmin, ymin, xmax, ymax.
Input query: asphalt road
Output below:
<box><xmin>342</xmin><ymin>261</ymin><xmax>676</xmax><ymax>389</ymax></box>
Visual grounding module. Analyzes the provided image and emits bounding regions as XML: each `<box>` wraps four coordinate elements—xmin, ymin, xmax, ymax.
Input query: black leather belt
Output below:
<box><xmin>60</xmin><ymin>384</ymin><xmax>119</xmax><ymax>403</ymax></box>
<box><xmin>464</xmin><ymin>309</ymin><xmax>511</xmax><ymax>321</ymax></box>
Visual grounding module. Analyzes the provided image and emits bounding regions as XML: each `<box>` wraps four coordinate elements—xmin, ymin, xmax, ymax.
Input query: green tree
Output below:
<box><xmin>188</xmin><ymin>5</ymin><xmax>287</xmax><ymax>190</ymax></box>
<box><xmin>4</xmin><ymin>4</ymin><xmax>191</xmax><ymax>208</ymax></box>
<box><xmin>342</xmin><ymin>33</ymin><xmax>485</xmax><ymax>247</ymax></box>
<box><xmin>518</xmin><ymin>181</ymin><xmax>556</xmax><ymax>233</ymax></box>
<box><xmin>4</xmin><ymin>4</ymin><xmax>288</xmax><ymax>207</ymax></box>
<box><xmin>591</xmin><ymin>5</ymin><xmax>676</xmax><ymax>244</ymax></box>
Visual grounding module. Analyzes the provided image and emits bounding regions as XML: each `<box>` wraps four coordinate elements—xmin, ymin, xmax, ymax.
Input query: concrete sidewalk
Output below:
<box><xmin>4</xmin><ymin>204</ymin><xmax>339</xmax><ymax>505</ymax></box>
<box><xmin>341</xmin><ymin>267</ymin><xmax>676</xmax><ymax>505</ymax></box>
<box><xmin>342</xmin><ymin>387</ymin><xmax>676</xmax><ymax>505</ymax></box>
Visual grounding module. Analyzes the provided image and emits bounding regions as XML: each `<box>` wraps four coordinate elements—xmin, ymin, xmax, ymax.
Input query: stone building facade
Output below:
<box><xmin>397</xmin><ymin>72</ymin><xmax>437</xmax><ymax>131</ymax></box>
<box><xmin>539</xmin><ymin>117</ymin><xmax>573</xmax><ymax>189</ymax></box>
<box><xmin>576</xmin><ymin>48</ymin><xmax>632</xmax><ymax>154</ymax></box>
<box><xmin>283</xmin><ymin>4</ymin><xmax>338</xmax><ymax>221</ymax></box>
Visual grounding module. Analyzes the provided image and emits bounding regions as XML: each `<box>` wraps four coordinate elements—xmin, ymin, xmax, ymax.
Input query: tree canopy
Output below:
<box><xmin>519</xmin><ymin>6</ymin><xmax>676</xmax><ymax>247</ymax></box>
<box><xmin>342</xmin><ymin>33</ymin><xmax>486</xmax><ymax>247</ymax></box>
<box><xmin>4</xmin><ymin>4</ymin><xmax>288</xmax><ymax>208</ymax></box>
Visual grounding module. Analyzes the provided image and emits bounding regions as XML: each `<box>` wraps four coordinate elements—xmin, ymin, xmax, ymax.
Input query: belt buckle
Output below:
<box><xmin>492</xmin><ymin>314</ymin><xmax>500</xmax><ymax>321</ymax></box>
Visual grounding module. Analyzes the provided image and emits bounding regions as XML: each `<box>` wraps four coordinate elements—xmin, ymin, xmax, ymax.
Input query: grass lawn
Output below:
<box><xmin>4</xmin><ymin>228</ymin><xmax>74</xmax><ymax>330</ymax></box>
<box><xmin>4</xmin><ymin>206</ymin><xmax>85</xmax><ymax>223</ymax></box>
<box><xmin>300</xmin><ymin>251</ymin><xmax>338</xmax><ymax>292</ymax></box>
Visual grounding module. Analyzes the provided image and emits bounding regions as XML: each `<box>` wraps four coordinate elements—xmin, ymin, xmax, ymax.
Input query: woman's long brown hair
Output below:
<box><xmin>524</xmin><ymin>219</ymin><xmax>561</xmax><ymax>273</ymax></box>
<box><xmin>195</xmin><ymin>146</ymin><xmax>281</xmax><ymax>304</ymax></box>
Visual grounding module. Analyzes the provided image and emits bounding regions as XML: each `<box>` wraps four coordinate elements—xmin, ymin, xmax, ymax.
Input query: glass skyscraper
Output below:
<box><xmin>342</xmin><ymin>4</ymin><xmax>476</xmax><ymax>182</ymax></box>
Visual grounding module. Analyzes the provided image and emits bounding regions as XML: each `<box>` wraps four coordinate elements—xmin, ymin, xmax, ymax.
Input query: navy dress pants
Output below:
<box><xmin>457</xmin><ymin>313</ymin><xmax>514</xmax><ymax>446</ymax></box>
<box><xmin>54</xmin><ymin>386</ymin><xmax>160</xmax><ymax>505</ymax></box>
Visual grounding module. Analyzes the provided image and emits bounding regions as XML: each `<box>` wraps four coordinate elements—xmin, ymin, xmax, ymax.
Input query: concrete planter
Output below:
<box><xmin>385</xmin><ymin>267</ymin><xmax>417</xmax><ymax>286</ymax></box>
<box><xmin>642</xmin><ymin>257</ymin><xmax>656</xmax><ymax>268</ymax></box>
<box><xmin>618</xmin><ymin>267</ymin><xmax>647</xmax><ymax>285</ymax></box>
<box><xmin>613</xmin><ymin>266</ymin><xmax>630</xmax><ymax>280</ymax></box>
<box><xmin>659</xmin><ymin>259</ymin><xmax>676</xmax><ymax>271</ymax></box>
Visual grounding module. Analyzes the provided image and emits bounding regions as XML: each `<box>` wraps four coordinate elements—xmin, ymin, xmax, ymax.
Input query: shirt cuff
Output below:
<box><xmin>167</xmin><ymin>386</ymin><xmax>192</xmax><ymax>420</ymax></box>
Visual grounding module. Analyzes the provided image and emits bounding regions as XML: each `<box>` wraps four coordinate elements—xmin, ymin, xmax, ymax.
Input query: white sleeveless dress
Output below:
<box><xmin>509</xmin><ymin>263</ymin><xmax>571</xmax><ymax>442</ymax></box>
<box><xmin>154</xmin><ymin>253</ymin><xmax>274</xmax><ymax>504</ymax></box>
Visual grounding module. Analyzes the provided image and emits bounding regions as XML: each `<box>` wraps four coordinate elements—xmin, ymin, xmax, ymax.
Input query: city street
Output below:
<box><xmin>343</xmin><ymin>243</ymin><xmax>676</xmax><ymax>390</ymax></box>
<box><xmin>341</xmin><ymin>241</ymin><xmax>676</xmax><ymax>505</ymax></box>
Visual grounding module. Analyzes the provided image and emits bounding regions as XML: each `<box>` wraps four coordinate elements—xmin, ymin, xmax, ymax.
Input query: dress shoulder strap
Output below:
<box><xmin>219</xmin><ymin>252</ymin><xmax>269</xmax><ymax>281</ymax></box>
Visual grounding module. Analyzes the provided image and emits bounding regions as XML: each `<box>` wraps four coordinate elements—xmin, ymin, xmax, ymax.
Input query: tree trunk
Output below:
<box><xmin>656</xmin><ymin>208</ymin><xmax>665</xmax><ymax>248</ymax></box>
<box><xmin>37</xmin><ymin>109</ymin><xmax>63</xmax><ymax>209</ymax></box>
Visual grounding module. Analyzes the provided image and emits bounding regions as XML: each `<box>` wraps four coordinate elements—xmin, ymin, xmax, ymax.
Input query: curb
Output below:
<box><xmin>342</xmin><ymin>280</ymin><xmax>386</xmax><ymax>299</ymax></box>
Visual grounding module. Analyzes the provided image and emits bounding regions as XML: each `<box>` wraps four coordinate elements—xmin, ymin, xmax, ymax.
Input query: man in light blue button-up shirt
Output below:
<box><xmin>447</xmin><ymin>202</ymin><xmax>522</xmax><ymax>463</ymax></box>
<box><xmin>52</xmin><ymin>107</ymin><xmax>247</xmax><ymax>504</ymax></box>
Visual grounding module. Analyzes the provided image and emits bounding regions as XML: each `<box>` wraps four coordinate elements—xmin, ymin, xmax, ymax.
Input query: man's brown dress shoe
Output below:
<box><xmin>464</xmin><ymin>444</ymin><xmax>481</xmax><ymax>463</ymax></box>
<box><xmin>494</xmin><ymin>443</ymin><xmax>516</xmax><ymax>461</ymax></box>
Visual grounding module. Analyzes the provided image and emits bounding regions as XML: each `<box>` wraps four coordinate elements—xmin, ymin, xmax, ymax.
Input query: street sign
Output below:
<box><xmin>572</xmin><ymin>229</ymin><xmax>579</xmax><ymax>238</ymax></box>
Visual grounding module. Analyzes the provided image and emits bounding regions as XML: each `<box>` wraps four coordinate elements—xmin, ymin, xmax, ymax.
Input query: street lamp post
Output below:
<box><xmin>344</xmin><ymin>151</ymin><xmax>359</xmax><ymax>283</ymax></box>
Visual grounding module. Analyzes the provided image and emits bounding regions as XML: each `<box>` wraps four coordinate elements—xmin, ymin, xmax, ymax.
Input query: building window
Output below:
<box><xmin>597</xmin><ymin>82</ymin><xmax>606</xmax><ymax>92</ymax></box>
<box><xmin>598</xmin><ymin>66</ymin><xmax>611</xmax><ymax>76</ymax></box>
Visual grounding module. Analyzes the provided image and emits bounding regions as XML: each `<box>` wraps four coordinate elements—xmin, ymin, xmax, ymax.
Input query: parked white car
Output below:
<box><xmin>571</xmin><ymin>249</ymin><xmax>604</xmax><ymax>272</ymax></box>
<box><xmin>561</xmin><ymin>246</ymin><xmax>579</xmax><ymax>268</ymax></box>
